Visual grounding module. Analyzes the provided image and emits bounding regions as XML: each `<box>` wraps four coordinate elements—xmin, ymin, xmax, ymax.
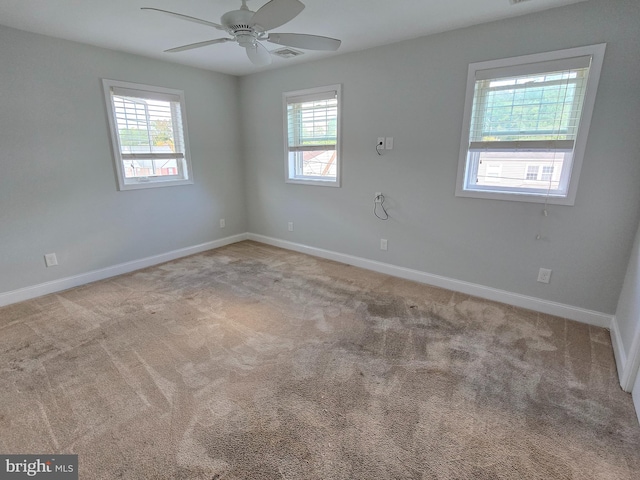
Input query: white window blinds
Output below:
<box><xmin>110</xmin><ymin>87</ymin><xmax>185</xmax><ymax>160</ymax></box>
<box><xmin>103</xmin><ymin>79</ymin><xmax>193</xmax><ymax>190</ymax></box>
<box><xmin>286</xmin><ymin>90</ymin><xmax>338</xmax><ymax>152</ymax></box>
<box><xmin>456</xmin><ymin>44</ymin><xmax>606</xmax><ymax>204</ymax></box>
<box><xmin>469</xmin><ymin>55</ymin><xmax>591</xmax><ymax>153</ymax></box>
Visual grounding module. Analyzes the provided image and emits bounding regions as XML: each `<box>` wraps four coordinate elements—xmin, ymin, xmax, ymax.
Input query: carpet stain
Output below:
<box><xmin>0</xmin><ymin>241</ymin><xmax>639</xmax><ymax>479</ymax></box>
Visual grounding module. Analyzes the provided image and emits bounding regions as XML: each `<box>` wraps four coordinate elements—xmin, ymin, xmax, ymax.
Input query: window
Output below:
<box><xmin>284</xmin><ymin>84</ymin><xmax>341</xmax><ymax>186</ymax></box>
<box><xmin>526</xmin><ymin>165</ymin><xmax>539</xmax><ymax>181</ymax></box>
<box><xmin>103</xmin><ymin>79</ymin><xmax>193</xmax><ymax>190</ymax></box>
<box><xmin>456</xmin><ymin>44</ymin><xmax>605</xmax><ymax>205</ymax></box>
<box><xmin>541</xmin><ymin>166</ymin><xmax>554</xmax><ymax>182</ymax></box>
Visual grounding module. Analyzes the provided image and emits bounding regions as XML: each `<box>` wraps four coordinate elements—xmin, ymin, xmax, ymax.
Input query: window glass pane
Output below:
<box><xmin>103</xmin><ymin>79</ymin><xmax>193</xmax><ymax>190</ymax></box>
<box><xmin>113</xmin><ymin>96</ymin><xmax>183</xmax><ymax>160</ymax></box>
<box><xmin>284</xmin><ymin>85</ymin><xmax>340</xmax><ymax>185</ymax></box>
<box><xmin>457</xmin><ymin>45</ymin><xmax>605</xmax><ymax>203</ymax></box>
<box><xmin>474</xmin><ymin>152</ymin><xmax>566</xmax><ymax>191</ymax></box>
<box><xmin>467</xmin><ymin>67</ymin><xmax>583</xmax><ymax>196</ymax></box>
<box><xmin>289</xmin><ymin>150</ymin><xmax>337</xmax><ymax>179</ymax></box>
<box><xmin>287</xmin><ymin>98</ymin><xmax>338</xmax><ymax>148</ymax></box>
<box><xmin>471</xmin><ymin>68</ymin><xmax>587</xmax><ymax>144</ymax></box>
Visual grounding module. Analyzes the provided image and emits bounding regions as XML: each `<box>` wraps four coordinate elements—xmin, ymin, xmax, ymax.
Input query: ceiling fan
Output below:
<box><xmin>142</xmin><ymin>0</ymin><xmax>342</xmax><ymax>66</ymax></box>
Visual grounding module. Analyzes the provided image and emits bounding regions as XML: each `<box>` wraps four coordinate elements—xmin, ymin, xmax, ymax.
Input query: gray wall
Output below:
<box><xmin>2</xmin><ymin>0</ymin><xmax>639</xmax><ymax>318</ymax></box>
<box><xmin>240</xmin><ymin>0</ymin><xmax>640</xmax><ymax>314</ymax></box>
<box><xmin>0</xmin><ymin>26</ymin><xmax>246</xmax><ymax>294</ymax></box>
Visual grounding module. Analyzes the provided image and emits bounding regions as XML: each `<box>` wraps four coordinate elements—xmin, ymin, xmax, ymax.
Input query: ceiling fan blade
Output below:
<box><xmin>267</xmin><ymin>33</ymin><xmax>341</xmax><ymax>51</ymax></box>
<box><xmin>250</xmin><ymin>0</ymin><xmax>305</xmax><ymax>32</ymax></box>
<box><xmin>165</xmin><ymin>38</ymin><xmax>231</xmax><ymax>53</ymax></box>
<box><xmin>141</xmin><ymin>8</ymin><xmax>224</xmax><ymax>30</ymax></box>
<box><xmin>245</xmin><ymin>42</ymin><xmax>272</xmax><ymax>66</ymax></box>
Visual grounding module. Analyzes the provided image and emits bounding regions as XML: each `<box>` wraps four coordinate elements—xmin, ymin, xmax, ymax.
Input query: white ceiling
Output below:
<box><xmin>0</xmin><ymin>0</ymin><xmax>587</xmax><ymax>76</ymax></box>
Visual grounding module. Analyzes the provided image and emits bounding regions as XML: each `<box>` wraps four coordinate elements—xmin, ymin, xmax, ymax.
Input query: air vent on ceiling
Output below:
<box><xmin>509</xmin><ymin>0</ymin><xmax>532</xmax><ymax>4</ymax></box>
<box><xmin>271</xmin><ymin>47</ymin><xmax>305</xmax><ymax>59</ymax></box>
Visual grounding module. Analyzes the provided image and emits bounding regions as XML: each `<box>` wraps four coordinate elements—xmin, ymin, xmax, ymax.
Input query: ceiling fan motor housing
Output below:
<box><xmin>221</xmin><ymin>8</ymin><xmax>256</xmax><ymax>33</ymax></box>
<box><xmin>221</xmin><ymin>7</ymin><xmax>261</xmax><ymax>47</ymax></box>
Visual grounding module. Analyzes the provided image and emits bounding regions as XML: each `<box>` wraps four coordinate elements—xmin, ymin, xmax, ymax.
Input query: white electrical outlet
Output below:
<box><xmin>44</xmin><ymin>253</ymin><xmax>58</xmax><ymax>267</ymax></box>
<box><xmin>385</xmin><ymin>137</ymin><xmax>394</xmax><ymax>150</ymax></box>
<box><xmin>380</xmin><ymin>239</ymin><xmax>388</xmax><ymax>251</ymax></box>
<box><xmin>288</xmin><ymin>222</ymin><xmax>294</xmax><ymax>232</ymax></box>
<box><xmin>537</xmin><ymin>268</ymin><xmax>552</xmax><ymax>284</ymax></box>
<box><xmin>219</xmin><ymin>218</ymin><xmax>225</xmax><ymax>228</ymax></box>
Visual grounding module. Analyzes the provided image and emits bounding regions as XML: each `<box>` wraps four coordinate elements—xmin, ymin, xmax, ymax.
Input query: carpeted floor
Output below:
<box><xmin>1</xmin><ymin>241</ymin><xmax>639</xmax><ymax>479</ymax></box>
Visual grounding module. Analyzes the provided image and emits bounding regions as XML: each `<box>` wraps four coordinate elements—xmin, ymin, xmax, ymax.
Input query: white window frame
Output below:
<box><xmin>455</xmin><ymin>44</ymin><xmax>606</xmax><ymax>205</ymax></box>
<box><xmin>102</xmin><ymin>79</ymin><xmax>194</xmax><ymax>191</ymax></box>
<box><xmin>283</xmin><ymin>84</ymin><xmax>341</xmax><ymax>187</ymax></box>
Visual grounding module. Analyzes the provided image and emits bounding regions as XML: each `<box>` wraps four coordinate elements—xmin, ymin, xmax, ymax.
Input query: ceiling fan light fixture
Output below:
<box><xmin>236</xmin><ymin>33</ymin><xmax>257</xmax><ymax>48</ymax></box>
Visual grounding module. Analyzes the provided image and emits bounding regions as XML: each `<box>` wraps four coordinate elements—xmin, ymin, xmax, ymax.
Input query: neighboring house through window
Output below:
<box><xmin>456</xmin><ymin>44</ymin><xmax>605</xmax><ymax>205</ymax></box>
<box><xmin>103</xmin><ymin>79</ymin><xmax>193</xmax><ymax>190</ymax></box>
<box><xmin>284</xmin><ymin>84</ymin><xmax>341</xmax><ymax>186</ymax></box>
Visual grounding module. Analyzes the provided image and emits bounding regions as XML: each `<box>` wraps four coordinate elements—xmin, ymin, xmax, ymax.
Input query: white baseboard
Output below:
<box><xmin>248</xmin><ymin>233</ymin><xmax>613</xmax><ymax>329</ymax></box>
<box><xmin>611</xmin><ymin>317</ymin><xmax>629</xmax><ymax>390</ymax></box>
<box><xmin>2</xmin><ymin>232</ymin><xmax>614</xmax><ymax>331</ymax></box>
<box><xmin>0</xmin><ymin>233</ymin><xmax>248</xmax><ymax>307</ymax></box>
<box><xmin>612</xmin><ymin>315</ymin><xmax>640</xmax><ymax>393</ymax></box>
<box><xmin>633</xmin><ymin>376</ymin><xmax>640</xmax><ymax>426</ymax></box>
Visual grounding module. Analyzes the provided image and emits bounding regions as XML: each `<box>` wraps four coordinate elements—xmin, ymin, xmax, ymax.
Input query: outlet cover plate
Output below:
<box><xmin>45</xmin><ymin>253</ymin><xmax>58</xmax><ymax>267</ymax></box>
<box><xmin>537</xmin><ymin>268</ymin><xmax>552</xmax><ymax>283</ymax></box>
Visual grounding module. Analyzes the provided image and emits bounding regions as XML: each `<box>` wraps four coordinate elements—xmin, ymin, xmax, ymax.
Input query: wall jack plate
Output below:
<box><xmin>44</xmin><ymin>253</ymin><xmax>58</xmax><ymax>267</ymax></box>
<box><xmin>537</xmin><ymin>268</ymin><xmax>552</xmax><ymax>284</ymax></box>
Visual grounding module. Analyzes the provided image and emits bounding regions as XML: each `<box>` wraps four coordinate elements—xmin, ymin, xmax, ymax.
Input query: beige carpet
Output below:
<box><xmin>1</xmin><ymin>241</ymin><xmax>639</xmax><ymax>479</ymax></box>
